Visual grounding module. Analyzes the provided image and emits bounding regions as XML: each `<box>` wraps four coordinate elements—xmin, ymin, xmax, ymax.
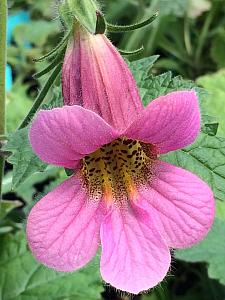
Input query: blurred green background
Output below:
<box><xmin>2</xmin><ymin>0</ymin><xmax>225</xmax><ymax>299</ymax></box>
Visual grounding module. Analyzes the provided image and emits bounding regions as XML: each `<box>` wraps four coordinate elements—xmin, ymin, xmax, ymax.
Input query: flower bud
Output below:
<box><xmin>62</xmin><ymin>26</ymin><xmax>143</xmax><ymax>131</ymax></box>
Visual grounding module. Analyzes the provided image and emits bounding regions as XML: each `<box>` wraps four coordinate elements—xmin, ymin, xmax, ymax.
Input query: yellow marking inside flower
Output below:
<box><xmin>82</xmin><ymin>138</ymin><xmax>157</xmax><ymax>205</ymax></box>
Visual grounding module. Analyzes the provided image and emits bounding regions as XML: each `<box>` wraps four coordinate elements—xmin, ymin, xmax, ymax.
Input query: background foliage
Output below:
<box><xmin>2</xmin><ymin>0</ymin><xmax>225</xmax><ymax>299</ymax></box>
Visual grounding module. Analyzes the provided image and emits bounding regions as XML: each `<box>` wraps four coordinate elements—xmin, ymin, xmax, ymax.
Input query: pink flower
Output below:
<box><xmin>27</xmin><ymin>92</ymin><xmax>214</xmax><ymax>294</ymax></box>
<box><xmin>27</xmin><ymin>27</ymin><xmax>214</xmax><ymax>294</ymax></box>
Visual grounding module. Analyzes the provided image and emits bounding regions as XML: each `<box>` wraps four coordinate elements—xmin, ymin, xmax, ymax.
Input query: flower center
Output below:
<box><xmin>82</xmin><ymin>138</ymin><xmax>158</xmax><ymax>205</ymax></box>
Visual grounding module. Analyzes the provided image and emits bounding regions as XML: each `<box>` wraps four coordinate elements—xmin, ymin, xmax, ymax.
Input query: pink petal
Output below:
<box><xmin>29</xmin><ymin>105</ymin><xmax>119</xmax><ymax>168</ymax></box>
<box><xmin>125</xmin><ymin>91</ymin><xmax>200</xmax><ymax>154</ymax></box>
<box><xmin>138</xmin><ymin>161</ymin><xmax>215</xmax><ymax>248</ymax></box>
<box><xmin>26</xmin><ymin>176</ymin><xmax>103</xmax><ymax>271</ymax></box>
<box><xmin>62</xmin><ymin>29</ymin><xmax>143</xmax><ymax>131</ymax></box>
<box><xmin>100</xmin><ymin>206</ymin><xmax>170</xmax><ymax>294</ymax></box>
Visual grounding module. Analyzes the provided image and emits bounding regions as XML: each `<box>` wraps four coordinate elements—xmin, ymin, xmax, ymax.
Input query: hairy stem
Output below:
<box><xmin>19</xmin><ymin>64</ymin><xmax>62</xmax><ymax>129</ymax></box>
<box><xmin>0</xmin><ymin>0</ymin><xmax>7</xmax><ymax>200</ymax></box>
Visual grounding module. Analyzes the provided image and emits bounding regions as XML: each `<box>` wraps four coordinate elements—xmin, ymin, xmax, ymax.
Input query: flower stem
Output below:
<box><xmin>18</xmin><ymin>63</ymin><xmax>62</xmax><ymax>130</ymax></box>
<box><xmin>0</xmin><ymin>0</ymin><xmax>7</xmax><ymax>200</ymax></box>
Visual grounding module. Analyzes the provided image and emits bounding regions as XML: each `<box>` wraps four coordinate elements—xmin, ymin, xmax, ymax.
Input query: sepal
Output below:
<box><xmin>107</xmin><ymin>12</ymin><xmax>158</xmax><ymax>33</ymax></box>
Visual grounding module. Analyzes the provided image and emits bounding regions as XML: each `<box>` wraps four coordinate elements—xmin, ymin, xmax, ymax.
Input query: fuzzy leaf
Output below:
<box><xmin>130</xmin><ymin>60</ymin><xmax>212</xmax><ymax>135</ymax></box>
<box><xmin>0</xmin><ymin>232</ymin><xmax>103</xmax><ymax>300</ymax></box>
<box><xmin>128</xmin><ymin>55</ymin><xmax>159</xmax><ymax>86</ymax></box>
<box><xmin>3</xmin><ymin>128</ymin><xmax>47</xmax><ymax>189</ymax></box>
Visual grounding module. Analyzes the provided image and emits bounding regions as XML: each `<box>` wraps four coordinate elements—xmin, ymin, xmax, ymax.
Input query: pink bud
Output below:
<box><xmin>62</xmin><ymin>26</ymin><xmax>143</xmax><ymax>131</ymax></box>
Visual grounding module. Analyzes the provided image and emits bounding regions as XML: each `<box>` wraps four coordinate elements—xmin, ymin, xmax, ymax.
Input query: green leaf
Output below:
<box><xmin>175</xmin><ymin>219</ymin><xmax>225</xmax><ymax>286</ymax></box>
<box><xmin>13</xmin><ymin>21</ymin><xmax>60</xmax><ymax>47</ymax></box>
<box><xmin>162</xmin><ymin>133</ymin><xmax>225</xmax><ymax>202</ymax></box>
<box><xmin>131</xmin><ymin>64</ymin><xmax>207</xmax><ymax>112</ymax></box>
<box><xmin>0</xmin><ymin>232</ymin><xmax>103</xmax><ymax>300</ymax></box>
<box><xmin>201</xmin><ymin>115</ymin><xmax>219</xmax><ymax>136</ymax></box>
<box><xmin>140</xmin><ymin>72</ymin><xmax>204</xmax><ymax>106</ymax></box>
<box><xmin>128</xmin><ymin>55</ymin><xmax>159</xmax><ymax>86</ymax></box>
<box><xmin>6</xmin><ymin>79</ymin><xmax>32</xmax><ymax>132</ymax></box>
<box><xmin>197</xmin><ymin>70</ymin><xmax>225</xmax><ymax>136</ymax></box>
<box><xmin>130</xmin><ymin>60</ymin><xmax>214</xmax><ymax>136</ymax></box>
<box><xmin>4</xmin><ymin>89</ymin><xmax>63</xmax><ymax>189</ymax></box>
<box><xmin>216</xmin><ymin>201</ymin><xmax>225</xmax><ymax>220</ymax></box>
<box><xmin>3</xmin><ymin>128</ymin><xmax>47</xmax><ymax>189</ymax></box>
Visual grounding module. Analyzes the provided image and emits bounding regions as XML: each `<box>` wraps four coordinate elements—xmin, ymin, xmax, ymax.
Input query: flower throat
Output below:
<box><xmin>81</xmin><ymin>138</ymin><xmax>158</xmax><ymax>204</ymax></box>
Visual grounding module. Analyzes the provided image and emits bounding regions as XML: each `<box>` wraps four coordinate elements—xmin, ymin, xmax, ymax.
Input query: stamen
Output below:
<box><xmin>81</xmin><ymin>138</ymin><xmax>158</xmax><ymax>204</ymax></box>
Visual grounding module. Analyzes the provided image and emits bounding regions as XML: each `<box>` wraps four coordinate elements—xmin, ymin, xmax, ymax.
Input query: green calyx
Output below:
<box><xmin>119</xmin><ymin>46</ymin><xmax>144</xmax><ymax>57</ymax></box>
<box><xmin>61</xmin><ymin>0</ymin><xmax>104</xmax><ymax>34</ymax></box>
<box><xmin>33</xmin><ymin>46</ymin><xmax>66</xmax><ymax>79</ymax></box>
<box><xmin>107</xmin><ymin>12</ymin><xmax>159</xmax><ymax>33</ymax></box>
<box><xmin>95</xmin><ymin>10</ymin><xmax>106</xmax><ymax>34</ymax></box>
<box><xmin>29</xmin><ymin>4</ymin><xmax>158</xmax><ymax>129</ymax></box>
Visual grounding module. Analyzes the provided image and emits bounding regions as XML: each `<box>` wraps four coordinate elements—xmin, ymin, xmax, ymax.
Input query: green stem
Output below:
<box><xmin>184</xmin><ymin>15</ymin><xmax>192</xmax><ymax>56</ymax></box>
<box><xmin>0</xmin><ymin>0</ymin><xmax>7</xmax><ymax>200</ymax></box>
<box><xmin>33</xmin><ymin>48</ymin><xmax>65</xmax><ymax>79</ymax></box>
<box><xmin>33</xmin><ymin>31</ymin><xmax>70</xmax><ymax>62</ymax></box>
<box><xmin>18</xmin><ymin>64</ymin><xmax>62</xmax><ymax>130</ymax></box>
<box><xmin>195</xmin><ymin>5</ymin><xmax>217</xmax><ymax>66</ymax></box>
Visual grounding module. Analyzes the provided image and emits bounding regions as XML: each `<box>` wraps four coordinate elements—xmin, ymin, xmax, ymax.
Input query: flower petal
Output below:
<box><xmin>26</xmin><ymin>176</ymin><xmax>103</xmax><ymax>271</ymax></box>
<box><xmin>125</xmin><ymin>91</ymin><xmax>200</xmax><ymax>154</ymax></box>
<box><xmin>29</xmin><ymin>105</ymin><xmax>119</xmax><ymax>168</ymax></box>
<box><xmin>62</xmin><ymin>29</ymin><xmax>143</xmax><ymax>131</ymax></box>
<box><xmin>138</xmin><ymin>161</ymin><xmax>215</xmax><ymax>248</ymax></box>
<box><xmin>100</xmin><ymin>206</ymin><xmax>170</xmax><ymax>294</ymax></box>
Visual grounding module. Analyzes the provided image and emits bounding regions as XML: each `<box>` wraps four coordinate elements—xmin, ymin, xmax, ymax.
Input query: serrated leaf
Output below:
<box><xmin>130</xmin><ymin>68</ymin><xmax>204</xmax><ymax>106</ymax></box>
<box><xmin>162</xmin><ymin>133</ymin><xmax>225</xmax><ymax>202</ymax></box>
<box><xmin>131</xmin><ymin>62</ymin><xmax>212</xmax><ymax>136</ymax></box>
<box><xmin>3</xmin><ymin>128</ymin><xmax>48</xmax><ymax>189</ymax></box>
<box><xmin>0</xmin><ymin>232</ymin><xmax>103</xmax><ymax>300</ymax></box>
<box><xmin>175</xmin><ymin>219</ymin><xmax>225</xmax><ymax>286</ymax></box>
<box><xmin>201</xmin><ymin>115</ymin><xmax>219</xmax><ymax>136</ymax></box>
<box><xmin>6</xmin><ymin>78</ymin><xmax>32</xmax><ymax>132</ymax></box>
<box><xmin>4</xmin><ymin>88</ymin><xmax>63</xmax><ymax>189</ymax></box>
<box><xmin>128</xmin><ymin>55</ymin><xmax>159</xmax><ymax>86</ymax></box>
